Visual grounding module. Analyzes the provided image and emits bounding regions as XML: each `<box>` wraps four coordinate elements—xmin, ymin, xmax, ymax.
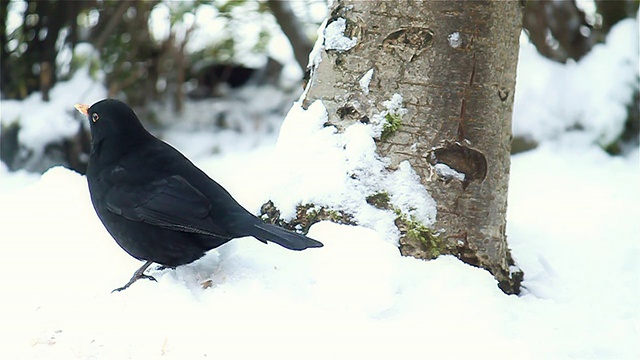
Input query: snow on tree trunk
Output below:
<box><xmin>298</xmin><ymin>0</ymin><xmax>524</xmax><ymax>294</ymax></box>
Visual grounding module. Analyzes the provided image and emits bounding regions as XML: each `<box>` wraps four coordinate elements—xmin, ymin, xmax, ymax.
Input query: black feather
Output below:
<box><xmin>79</xmin><ymin>99</ymin><xmax>323</xmax><ymax>291</ymax></box>
<box><xmin>250</xmin><ymin>222</ymin><xmax>323</xmax><ymax>250</ymax></box>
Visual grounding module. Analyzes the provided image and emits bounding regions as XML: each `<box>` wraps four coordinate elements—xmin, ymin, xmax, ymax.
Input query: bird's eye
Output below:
<box><xmin>92</xmin><ymin>113</ymin><xmax>99</xmax><ymax>122</ymax></box>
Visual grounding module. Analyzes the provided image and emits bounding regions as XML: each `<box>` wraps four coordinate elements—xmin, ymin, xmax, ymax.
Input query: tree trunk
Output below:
<box><xmin>302</xmin><ymin>0</ymin><xmax>523</xmax><ymax>294</ymax></box>
<box><xmin>267</xmin><ymin>0</ymin><xmax>314</xmax><ymax>72</ymax></box>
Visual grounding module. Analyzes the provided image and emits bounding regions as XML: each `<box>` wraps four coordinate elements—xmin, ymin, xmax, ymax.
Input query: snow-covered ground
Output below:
<box><xmin>1</xmin><ymin>14</ymin><xmax>639</xmax><ymax>360</ymax></box>
<box><xmin>0</xmin><ymin>136</ymin><xmax>638</xmax><ymax>359</ymax></box>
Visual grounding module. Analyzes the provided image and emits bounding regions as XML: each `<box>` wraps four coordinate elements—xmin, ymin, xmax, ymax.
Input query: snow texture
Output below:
<box><xmin>447</xmin><ymin>31</ymin><xmax>461</xmax><ymax>48</ymax></box>
<box><xmin>370</xmin><ymin>93</ymin><xmax>408</xmax><ymax>138</ymax></box>
<box><xmin>271</xmin><ymin>89</ymin><xmax>435</xmax><ymax>243</ymax></box>
<box><xmin>513</xmin><ymin>17</ymin><xmax>639</xmax><ymax>147</ymax></box>
<box><xmin>1</xmin><ymin>65</ymin><xmax>106</xmax><ymax>156</ymax></box>
<box><xmin>382</xmin><ymin>93</ymin><xmax>406</xmax><ymax>114</ymax></box>
<box><xmin>386</xmin><ymin>160</ymin><xmax>436</xmax><ymax>226</ymax></box>
<box><xmin>307</xmin><ymin>19</ymin><xmax>328</xmax><ymax>69</ymax></box>
<box><xmin>1</xmin><ymin>142</ymin><xmax>637</xmax><ymax>360</ymax></box>
<box><xmin>434</xmin><ymin>162</ymin><xmax>466</xmax><ymax>182</ymax></box>
<box><xmin>323</xmin><ymin>18</ymin><xmax>357</xmax><ymax>51</ymax></box>
<box><xmin>359</xmin><ymin>68</ymin><xmax>374</xmax><ymax>95</ymax></box>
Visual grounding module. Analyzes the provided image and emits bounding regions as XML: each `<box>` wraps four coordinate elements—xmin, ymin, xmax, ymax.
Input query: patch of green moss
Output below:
<box><xmin>406</xmin><ymin>224</ymin><xmax>441</xmax><ymax>258</ymax></box>
<box><xmin>301</xmin><ymin>204</ymin><xmax>351</xmax><ymax>225</ymax></box>
<box><xmin>259</xmin><ymin>200</ymin><xmax>355</xmax><ymax>234</ymax></box>
<box><xmin>381</xmin><ymin>112</ymin><xmax>402</xmax><ymax>140</ymax></box>
<box><xmin>394</xmin><ymin>210</ymin><xmax>446</xmax><ymax>259</ymax></box>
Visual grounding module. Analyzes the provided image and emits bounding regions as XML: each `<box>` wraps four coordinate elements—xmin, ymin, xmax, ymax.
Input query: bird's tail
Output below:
<box><xmin>250</xmin><ymin>222</ymin><xmax>323</xmax><ymax>250</ymax></box>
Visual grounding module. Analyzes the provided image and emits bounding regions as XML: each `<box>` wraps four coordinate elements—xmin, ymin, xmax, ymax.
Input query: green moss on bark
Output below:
<box><xmin>395</xmin><ymin>211</ymin><xmax>450</xmax><ymax>259</ymax></box>
<box><xmin>260</xmin><ymin>200</ymin><xmax>355</xmax><ymax>234</ymax></box>
<box><xmin>381</xmin><ymin>113</ymin><xmax>402</xmax><ymax>140</ymax></box>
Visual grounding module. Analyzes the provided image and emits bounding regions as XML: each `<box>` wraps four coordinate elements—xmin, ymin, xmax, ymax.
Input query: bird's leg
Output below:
<box><xmin>112</xmin><ymin>260</ymin><xmax>157</xmax><ymax>292</ymax></box>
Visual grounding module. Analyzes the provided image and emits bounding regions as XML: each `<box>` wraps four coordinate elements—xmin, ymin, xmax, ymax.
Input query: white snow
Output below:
<box><xmin>148</xmin><ymin>1</ymin><xmax>303</xmax><ymax>74</ymax></box>
<box><xmin>272</xmin><ymin>95</ymin><xmax>433</xmax><ymax>244</ymax></box>
<box><xmin>1</xmin><ymin>11</ymin><xmax>639</xmax><ymax>360</ymax></box>
<box><xmin>359</xmin><ymin>68</ymin><xmax>374</xmax><ymax>95</ymax></box>
<box><xmin>370</xmin><ymin>93</ymin><xmax>408</xmax><ymax>138</ymax></box>
<box><xmin>323</xmin><ymin>18</ymin><xmax>357</xmax><ymax>51</ymax></box>
<box><xmin>148</xmin><ymin>2</ymin><xmax>172</xmax><ymax>43</ymax></box>
<box><xmin>307</xmin><ymin>18</ymin><xmax>328</xmax><ymax>69</ymax></box>
<box><xmin>386</xmin><ymin>160</ymin><xmax>437</xmax><ymax>226</ymax></box>
<box><xmin>382</xmin><ymin>93</ymin><xmax>406</xmax><ymax>114</ymax></box>
<box><xmin>1</xmin><ymin>66</ymin><xmax>106</xmax><ymax>156</ymax></box>
<box><xmin>1</xmin><ymin>144</ymin><xmax>637</xmax><ymax>359</ymax></box>
<box><xmin>434</xmin><ymin>162</ymin><xmax>466</xmax><ymax>182</ymax></box>
<box><xmin>513</xmin><ymin>17</ymin><xmax>639</xmax><ymax>147</ymax></box>
<box><xmin>448</xmin><ymin>31</ymin><xmax>461</xmax><ymax>48</ymax></box>
<box><xmin>5</xmin><ymin>0</ymin><xmax>26</xmax><ymax>36</ymax></box>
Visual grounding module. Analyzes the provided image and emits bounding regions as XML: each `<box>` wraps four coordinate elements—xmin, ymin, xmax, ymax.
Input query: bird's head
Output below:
<box><xmin>75</xmin><ymin>99</ymin><xmax>152</xmax><ymax>155</ymax></box>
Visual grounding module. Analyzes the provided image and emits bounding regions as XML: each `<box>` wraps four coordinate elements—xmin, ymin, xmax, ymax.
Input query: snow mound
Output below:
<box><xmin>324</xmin><ymin>18</ymin><xmax>357</xmax><ymax>51</ymax></box>
<box><xmin>1</xmin><ymin>66</ymin><xmax>106</xmax><ymax>153</ymax></box>
<box><xmin>513</xmin><ymin>18</ymin><xmax>639</xmax><ymax>147</ymax></box>
<box><xmin>272</xmin><ymin>99</ymin><xmax>435</xmax><ymax>245</ymax></box>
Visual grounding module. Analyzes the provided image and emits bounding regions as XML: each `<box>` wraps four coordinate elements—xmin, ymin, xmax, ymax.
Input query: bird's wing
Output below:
<box><xmin>105</xmin><ymin>174</ymin><xmax>230</xmax><ymax>238</ymax></box>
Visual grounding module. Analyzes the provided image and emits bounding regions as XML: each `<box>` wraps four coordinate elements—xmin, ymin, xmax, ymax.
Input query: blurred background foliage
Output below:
<box><xmin>1</xmin><ymin>0</ymin><xmax>325</xmax><ymax>108</ymax></box>
<box><xmin>523</xmin><ymin>0</ymin><xmax>638</xmax><ymax>63</ymax></box>
<box><xmin>2</xmin><ymin>0</ymin><xmax>636</xmax><ymax>106</ymax></box>
<box><xmin>0</xmin><ymin>0</ymin><xmax>638</xmax><ymax>173</ymax></box>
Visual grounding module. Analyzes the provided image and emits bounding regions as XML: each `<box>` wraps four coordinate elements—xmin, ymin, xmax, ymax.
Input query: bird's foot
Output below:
<box><xmin>112</xmin><ymin>260</ymin><xmax>156</xmax><ymax>292</ymax></box>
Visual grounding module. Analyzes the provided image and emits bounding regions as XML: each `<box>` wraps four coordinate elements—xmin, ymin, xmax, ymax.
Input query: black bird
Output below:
<box><xmin>75</xmin><ymin>99</ymin><xmax>322</xmax><ymax>291</ymax></box>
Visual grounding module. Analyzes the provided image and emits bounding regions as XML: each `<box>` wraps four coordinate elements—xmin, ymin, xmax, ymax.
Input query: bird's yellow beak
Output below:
<box><xmin>74</xmin><ymin>103</ymin><xmax>90</xmax><ymax>116</ymax></box>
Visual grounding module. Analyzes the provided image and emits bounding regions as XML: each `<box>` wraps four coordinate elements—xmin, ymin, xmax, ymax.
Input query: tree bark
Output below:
<box><xmin>302</xmin><ymin>0</ymin><xmax>523</xmax><ymax>294</ymax></box>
